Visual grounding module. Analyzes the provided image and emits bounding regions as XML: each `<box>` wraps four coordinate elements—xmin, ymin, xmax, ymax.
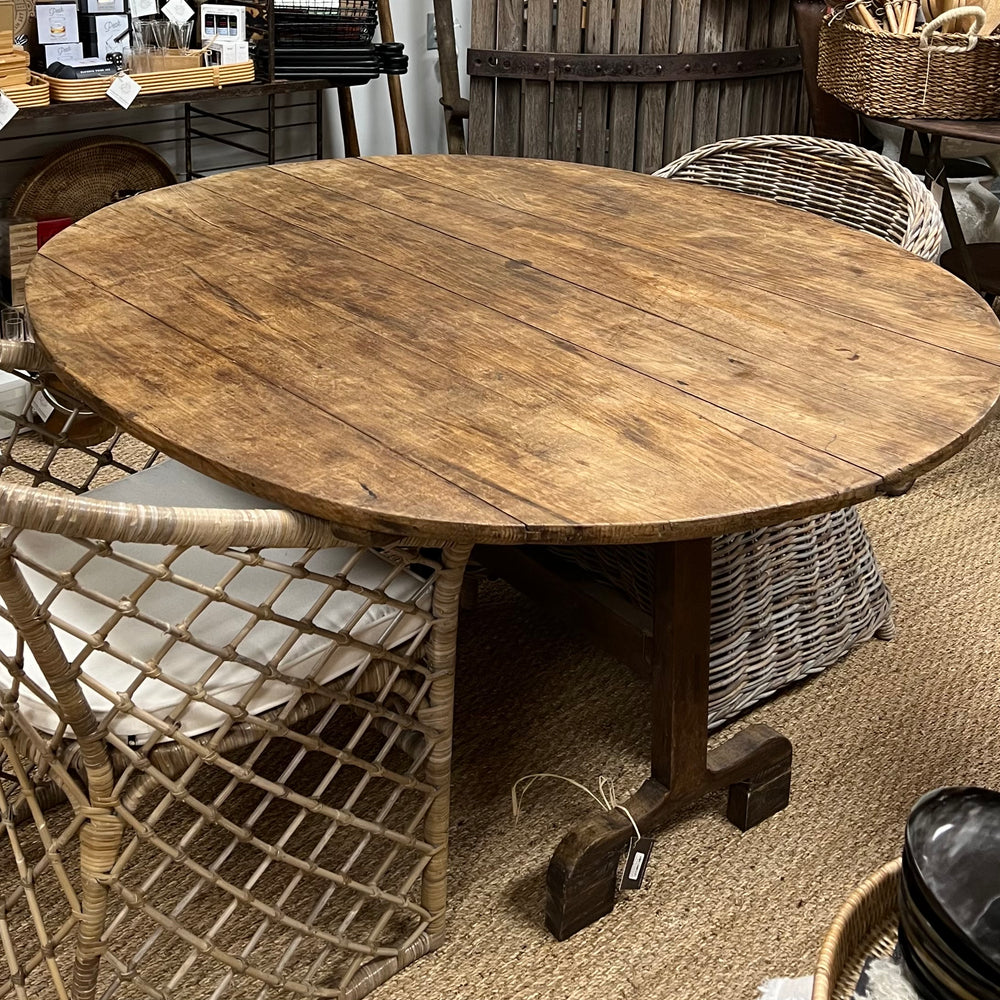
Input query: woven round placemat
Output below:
<box><xmin>9</xmin><ymin>135</ymin><xmax>176</xmax><ymax>221</ymax></box>
<box><xmin>812</xmin><ymin>858</ymin><xmax>901</xmax><ymax>1000</ymax></box>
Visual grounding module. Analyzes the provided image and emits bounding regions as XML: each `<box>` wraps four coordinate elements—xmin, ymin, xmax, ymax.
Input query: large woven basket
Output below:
<box><xmin>812</xmin><ymin>858</ymin><xmax>901</xmax><ymax>1000</ymax></box>
<box><xmin>818</xmin><ymin>9</ymin><xmax>1000</xmax><ymax>119</ymax></box>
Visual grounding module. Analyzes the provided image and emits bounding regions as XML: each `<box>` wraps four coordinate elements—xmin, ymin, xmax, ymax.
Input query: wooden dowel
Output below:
<box><xmin>884</xmin><ymin>1</ymin><xmax>900</xmax><ymax>32</ymax></box>
<box><xmin>849</xmin><ymin>2</ymin><xmax>882</xmax><ymax>30</ymax></box>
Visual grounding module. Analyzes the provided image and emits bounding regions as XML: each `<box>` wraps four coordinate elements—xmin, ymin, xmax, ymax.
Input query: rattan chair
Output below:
<box><xmin>527</xmin><ymin>135</ymin><xmax>944</xmax><ymax>730</ymax></box>
<box><xmin>0</xmin><ymin>341</ymin><xmax>471</xmax><ymax>999</ymax></box>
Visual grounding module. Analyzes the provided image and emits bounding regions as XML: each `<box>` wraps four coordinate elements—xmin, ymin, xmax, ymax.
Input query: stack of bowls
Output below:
<box><xmin>899</xmin><ymin>786</ymin><xmax>1000</xmax><ymax>1000</ymax></box>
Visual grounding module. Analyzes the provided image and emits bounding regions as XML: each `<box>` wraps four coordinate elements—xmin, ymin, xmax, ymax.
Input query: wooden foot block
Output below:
<box><xmin>726</xmin><ymin>767</ymin><xmax>792</xmax><ymax>832</ymax></box>
<box><xmin>545</xmin><ymin>851</ymin><xmax>619</xmax><ymax>941</ymax></box>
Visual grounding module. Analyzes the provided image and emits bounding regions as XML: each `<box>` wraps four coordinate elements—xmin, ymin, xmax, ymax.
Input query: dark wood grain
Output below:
<box><xmin>25</xmin><ymin>155</ymin><xmax>1000</xmax><ymax>546</ymax></box>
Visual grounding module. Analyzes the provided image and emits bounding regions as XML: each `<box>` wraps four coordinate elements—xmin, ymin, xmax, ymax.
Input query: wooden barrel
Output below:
<box><xmin>468</xmin><ymin>0</ymin><xmax>807</xmax><ymax>172</ymax></box>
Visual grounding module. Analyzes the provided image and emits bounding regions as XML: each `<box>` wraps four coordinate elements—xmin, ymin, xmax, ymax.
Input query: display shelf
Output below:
<box><xmin>14</xmin><ymin>77</ymin><xmax>328</xmax><ymax>118</ymax></box>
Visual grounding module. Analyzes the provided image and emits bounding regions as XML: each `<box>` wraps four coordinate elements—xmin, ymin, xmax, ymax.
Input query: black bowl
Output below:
<box><xmin>904</xmin><ymin>787</ymin><xmax>1000</xmax><ymax>979</ymax></box>
<box><xmin>899</xmin><ymin>879</ymin><xmax>1000</xmax><ymax>1000</ymax></box>
<box><xmin>901</xmin><ymin>850</ymin><xmax>1000</xmax><ymax>993</ymax></box>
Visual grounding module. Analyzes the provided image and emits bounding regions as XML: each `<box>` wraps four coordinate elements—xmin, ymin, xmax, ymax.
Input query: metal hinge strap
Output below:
<box><xmin>467</xmin><ymin>46</ymin><xmax>802</xmax><ymax>84</ymax></box>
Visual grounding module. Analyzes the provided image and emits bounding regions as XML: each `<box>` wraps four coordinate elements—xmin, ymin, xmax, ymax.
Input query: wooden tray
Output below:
<box><xmin>3</xmin><ymin>73</ymin><xmax>50</xmax><ymax>107</ymax></box>
<box><xmin>812</xmin><ymin>859</ymin><xmax>900</xmax><ymax>1000</ymax></box>
<box><xmin>43</xmin><ymin>61</ymin><xmax>255</xmax><ymax>102</ymax></box>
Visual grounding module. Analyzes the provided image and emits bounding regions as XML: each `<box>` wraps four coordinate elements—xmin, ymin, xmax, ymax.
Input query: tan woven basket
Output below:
<box><xmin>812</xmin><ymin>858</ymin><xmax>901</xmax><ymax>1000</ymax></box>
<box><xmin>43</xmin><ymin>60</ymin><xmax>255</xmax><ymax>102</ymax></box>
<box><xmin>818</xmin><ymin>8</ymin><xmax>1000</xmax><ymax>119</ymax></box>
<box><xmin>3</xmin><ymin>73</ymin><xmax>50</xmax><ymax>107</ymax></box>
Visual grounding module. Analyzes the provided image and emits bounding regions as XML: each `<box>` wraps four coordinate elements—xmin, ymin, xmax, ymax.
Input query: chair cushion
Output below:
<box><xmin>1</xmin><ymin>461</ymin><xmax>431</xmax><ymax>740</ymax></box>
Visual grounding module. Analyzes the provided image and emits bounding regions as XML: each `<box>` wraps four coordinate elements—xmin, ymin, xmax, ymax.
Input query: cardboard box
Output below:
<box><xmin>206</xmin><ymin>37</ymin><xmax>246</xmax><ymax>65</ymax></box>
<box><xmin>43</xmin><ymin>38</ymin><xmax>82</xmax><ymax>60</ymax></box>
<box><xmin>80</xmin><ymin>10</ymin><xmax>128</xmax><ymax>57</ymax></box>
<box><xmin>79</xmin><ymin>0</ymin><xmax>123</xmax><ymax>12</ymax></box>
<box><xmin>199</xmin><ymin>2</ymin><xmax>243</xmax><ymax>44</ymax></box>
<box><xmin>35</xmin><ymin>3</ymin><xmax>80</xmax><ymax>43</ymax></box>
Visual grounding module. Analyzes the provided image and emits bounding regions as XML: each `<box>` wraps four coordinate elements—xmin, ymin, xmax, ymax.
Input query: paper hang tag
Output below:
<box><xmin>129</xmin><ymin>0</ymin><xmax>158</xmax><ymax>14</ymax></box>
<box><xmin>162</xmin><ymin>0</ymin><xmax>194</xmax><ymax>23</ymax></box>
<box><xmin>0</xmin><ymin>91</ymin><xmax>19</xmax><ymax>132</ymax></box>
<box><xmin>106</xmin><ymin>73</ymin><xmax>140</xmax><ymax>108</ymax></box>
<box><xmin>619</xmin><ymin>836</ymin><xmax>654</xmax><ymax>891</ymax></box>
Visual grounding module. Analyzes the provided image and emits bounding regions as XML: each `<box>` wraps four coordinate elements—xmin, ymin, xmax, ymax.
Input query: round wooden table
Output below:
<box><xmin>25</xmin><ymin>154</ymin><xmax>1000</xmax><ymax>940</ymax></box>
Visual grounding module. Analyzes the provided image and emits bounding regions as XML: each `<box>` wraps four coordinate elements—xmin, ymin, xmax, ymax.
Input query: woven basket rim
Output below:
<box><xmin>824</xmin><ymin>14</ymin><xmax>1000</xmax><ymax>44</ymax></box>
<box><xmin>812</xmin><ymin>858</ymin><xmax>901</xmax><ymax>1000</ymax></box>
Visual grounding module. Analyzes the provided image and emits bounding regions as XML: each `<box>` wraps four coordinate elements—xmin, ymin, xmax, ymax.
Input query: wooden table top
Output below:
<box><xmin>25</xmin><ymin>155</ymin><xmax>1000</xmax><ymax>545</ymax></box>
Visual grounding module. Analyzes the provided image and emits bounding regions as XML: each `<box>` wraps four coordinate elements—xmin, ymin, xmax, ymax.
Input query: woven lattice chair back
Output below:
<box><xmin>0</xmin><ymin>342</ymin><xmax>471</xmax><ymax>999</ymax></box>
<box><xmin>654</xmin><ymin>134</ymin><xmax>943</xmax><ymax>262</ymax></box>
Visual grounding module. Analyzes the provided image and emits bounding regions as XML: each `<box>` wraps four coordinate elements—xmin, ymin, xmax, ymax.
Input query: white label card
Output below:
<box><xmin>0</xmin><ymin>92</ymin><xmax>19</xmax><ymax>132</ymax></box>
<box><xmin>129</xmin><ymin>0</ymin><xmax>158</xmax><ymax>14</ymax></box>
<box><xmin>106</xmin><ymin>73</ymin><xmax>141</xmax><ymax>108</ymax></box>
<box><xmin>162</xmin><ymin>0</ymin><xmax>194</xmax><ymax>23</ymax></box>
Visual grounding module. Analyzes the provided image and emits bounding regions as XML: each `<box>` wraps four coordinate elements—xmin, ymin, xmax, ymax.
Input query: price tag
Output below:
<box><xmin>106</xmin><ymin>73</ymin><xmax>141</xmax><ymax>108</ymax></box>
<box><xmin>162</xmin><ymin>0</ymin><xmax>194</xmax><ymax>23</ymax></box>
<box><xmin>0</xmin><ymin>91</ymin><xmax>19</xmax><ymax>132</ymax></box>
<box><xmin>619</xmin><ymin>836</ymin><xmax>654</xmax><ymax>891</ymax></box>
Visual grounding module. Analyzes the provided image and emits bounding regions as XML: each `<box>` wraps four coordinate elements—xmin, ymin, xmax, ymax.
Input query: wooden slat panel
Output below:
<box><xmin>494</xmin><ymin>0</ymin><xmax>524</xmax><ymax>156</ymax></box>
<box><xmin>664</xmin><ymin>0</ymin><xmax>701</xmax><ymax>162</ymax></box>
<box><xmin>635</xmin><ymin>0</ymin><xmax>672</xmax><ymax>172</ymax></box>
<box><xmin>579</xmin><ymin>0</ymin><xmax>614</xmax><ymax>165</ymax></box>
<box><xmin>691</xmin><ymin>0</ymin><xmax>726</xmax><ymax>150</ymax></box>
<box><xmin>552</xmin><ymin>0</ymin><xmax>583</xmax><ymax>161</ymax></box>
<box><xmin>781</xmin><ymin>9</ymin><xmax>804</xmax><ymax>134</ymax></box>
<box><xmin>468</xmin><ymin>0</ymin><xmax>498</xmax><ymax>154</ymax></box>
<box><xmin>523</xmin><ymin>0</ymin><xmax>552</xmax><ymax>158</ymax></box>
<box><xmin>717</xmin><ymin>0</ymin><xmax>749</xmax><ymax>141</ymax></box>
<box><xmin>607</xmin><ymin>0</ymin><xmax>642</xmax><ymax>170</ymax></box>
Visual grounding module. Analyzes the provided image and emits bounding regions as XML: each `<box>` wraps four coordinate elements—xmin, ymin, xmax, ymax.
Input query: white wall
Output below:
<box><xmin>325</xmin><ymin>0</ymin><xmax>471</xmax><ymax>157</ymax></box>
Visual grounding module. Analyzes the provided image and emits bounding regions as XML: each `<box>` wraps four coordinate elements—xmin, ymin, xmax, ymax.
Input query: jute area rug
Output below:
<box><xmin>372</xmin><ymin>414</ymin><xmax>1000</xmax><ymax>1000</ymax></box>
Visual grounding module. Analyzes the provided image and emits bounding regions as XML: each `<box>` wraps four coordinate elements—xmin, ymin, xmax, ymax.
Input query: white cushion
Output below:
<box><xmin>1</xmin><ymin>461</ymin><xmax>431</xmax><ymax>740</ymax></box>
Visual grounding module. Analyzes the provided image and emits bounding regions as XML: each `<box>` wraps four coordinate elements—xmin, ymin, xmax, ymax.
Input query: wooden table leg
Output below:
<box><xmin>545</xmin><ymin>537</ymin><xmax>793</xmax><ymax>940</ymax></box>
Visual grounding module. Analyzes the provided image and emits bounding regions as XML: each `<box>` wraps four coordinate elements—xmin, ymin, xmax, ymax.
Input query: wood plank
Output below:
<box><xmin>494</xmin><ymin>0</ymin><xmax>524</xmax><ymax>156</ymax></box>
<box><xmin>552</xmin><ymin>0</ymin><xmax>583</xmax><ymax>161</ymax></box>
<box><xmin>579</xmin><ymin>0</ymin><xmax>613</xmax><ymax>165</ymax></box>
<box><xmin>692</xmin><ymin>0</ymin><xmax>726</xmax><ymax>150</ymax></box>
<box><xmin>256</xmin><ymin>159</ymin><xmax>1000</xmax><ymax>456</ymax></box>
<box><xmin>523</xmin><ymin>0</ymin><xmax>552</xmax><ymax>158</ymax></box>
<box><xmin>25</xmin><ymin>258</ymin><xmax>526</xmax><ymax>543</ymax></box>
<box><xmin>764</xmin><ymin>0</ymin><xmax>790</xmax><ymax>134</ymax></box>
<box><xmin>664</xmin><ymin>0</ymin><xmax>701</xmax><ymax>162</ymax></box>
<box><xmin>717</xmin><ymin>0</ymin><xmax>749</xmax><ymax>140</ymax></box>
<box><xmin>635</xmin><ymin>0</ymin><xmax>672</xmax><ymax>173</ymax></box>
<box><xmin>468</xmin><ymin>0</ymin><xmax>498</xmax><ymax>154</ymax></box>
<box><xmin>607</xmin><ymin>0</ymin><xmax>642</xmax><ymax>171</ymax></box>
<box><xmin>741</xmin><ymin>0</ymin><xmax>771</xmax><ymax>137</ymax></box>
<box><xmin>376</xmin><ymin>155</ymin><xmax>1000</xmax><ymax>367</ymax></box>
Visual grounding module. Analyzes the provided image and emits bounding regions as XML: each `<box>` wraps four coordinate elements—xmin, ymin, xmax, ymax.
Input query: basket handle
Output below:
<box><xmin>919</xmin><ymin>6</ymin><xmax>986</xmax><ymax>51</ymax></box>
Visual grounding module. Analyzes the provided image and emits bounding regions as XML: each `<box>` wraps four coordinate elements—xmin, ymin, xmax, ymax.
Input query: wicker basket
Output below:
<box><xmin>43</xmin><ymin>60</ymin><xmax>255</xmax><ymax>102</ymax></box>
<box><xmin>3</xmin><ymin>73</ymin><xmax>50</xmax><ymax>107</ymax></box>
<box><xmin>818</xmin><ymin>8</ymin><xmax>1000</xmax><ymax>119</ymax></box>
<box><xmin>812</xmin><ymin>859</ymin><xmax>901</xmax><ymax>1000</ymax></box>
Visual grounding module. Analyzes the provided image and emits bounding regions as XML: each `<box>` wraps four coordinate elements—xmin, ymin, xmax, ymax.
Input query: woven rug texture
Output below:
<box><xmin>6</xmin><ymin>413</ymin><xmax>1000</xmax><ymax>999</ymax></box>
